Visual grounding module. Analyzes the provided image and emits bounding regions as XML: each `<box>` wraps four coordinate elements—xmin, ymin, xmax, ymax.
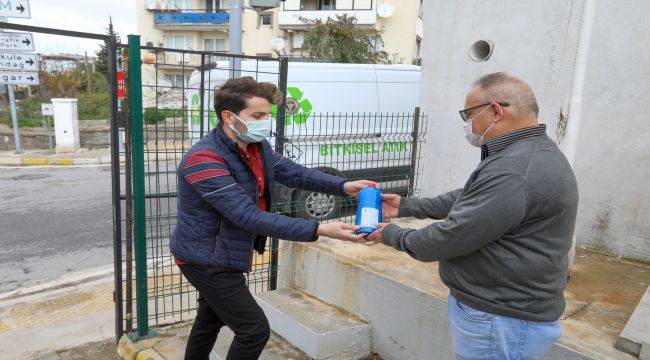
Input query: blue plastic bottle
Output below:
<box><xmin>355</xmin><ymin>187</ymin><xmax>383</xmax><ymax>234</ymax></box>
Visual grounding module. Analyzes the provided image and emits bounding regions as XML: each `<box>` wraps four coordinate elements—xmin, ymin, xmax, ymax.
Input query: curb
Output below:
<box><xmin>0</xmin><ymin>155</ymin><xmax>118</xmax><ymax>166</ymax></box>
<box><xmin>0</xmin><ymin>264</ymin><xmax>114</xmax><ymax>302</ymax></box>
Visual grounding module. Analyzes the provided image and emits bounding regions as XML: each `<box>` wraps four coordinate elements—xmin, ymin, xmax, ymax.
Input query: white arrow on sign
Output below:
<box><xmin>0</xmin><ymin>52</ymin><xmax>37</xmax><ymax>71</ymax></box>
<box><xmin>0</xmin><ymin>71</ymin><xmax>39</xmax><ymax>85</ymax></box>
<box><xmin>0</xmin><ymin>0</ymin><xmax>31</xmax><ymax>19</ymax></box>
<box><xmin>0</xmin><ymin>32</ymin><xmax>34</xmax><ymax>52</ymax></box>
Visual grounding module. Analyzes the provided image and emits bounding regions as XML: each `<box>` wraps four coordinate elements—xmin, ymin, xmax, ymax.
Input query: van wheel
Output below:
<box><xmin>292</xmin><ymin>189</ymin><xmax>341</xmax><ymax>221</ymax></box>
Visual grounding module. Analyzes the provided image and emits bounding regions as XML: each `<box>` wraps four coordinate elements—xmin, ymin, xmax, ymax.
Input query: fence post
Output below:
<box><xmin>199</xmin><ymin>53</ymin><xmax>206</xmax><ymax>138</ymax></box>
<box><xmin>123</xmin><ymin>47</ymin><xmax>134</xmax><ymax>334</ymax></box>
<box><xmin>108</xmin><ymin>35</ymin><xmax>124</xmax><ymax>342</ymax></box>
<box><xmin>270</xmin><ymin>58</ymin><xmax>289</xmax><ymax>291</ymax></box>
<box><xmin>408</xmin><ymin>107</ymin><xmax>421</xmax><ymax>197</ymax></box>
<box><xmin>128</xmin><ymin>34</ymin><xmax>149</xmax><ymax>338</ymax></box>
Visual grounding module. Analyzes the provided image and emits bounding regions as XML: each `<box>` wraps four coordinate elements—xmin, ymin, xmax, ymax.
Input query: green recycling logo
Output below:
<box><xmin>273</xmin><ymin>87</ymin><xmax>312</xmax><ymax>125</ymax></box>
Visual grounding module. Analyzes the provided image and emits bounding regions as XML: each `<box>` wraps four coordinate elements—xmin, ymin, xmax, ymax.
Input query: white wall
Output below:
<box><xmin>570</xmin><ymin>0</ymin><xmax>650</xmax><ymax>259</ymax></box>
<box><xmin>419</xmin><ymin>0</ymin><xmax>649</xmax><ymax>259</ymax></box>
<box><xmin>419</xmin><ymin>0</ymin><xmax>579</xmax><ymax>195</ymax></box>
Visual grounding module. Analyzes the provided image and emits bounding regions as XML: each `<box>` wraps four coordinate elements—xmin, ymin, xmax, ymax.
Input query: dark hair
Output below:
<box><xmin>214</xmin><ymin>77</ymin><xmax>282</xmax><ymax>123</ymax></box>
<box><xmin>472</xmin><ymin>72</ymin><xmax>539</xmax><ymax>118</ymax></box>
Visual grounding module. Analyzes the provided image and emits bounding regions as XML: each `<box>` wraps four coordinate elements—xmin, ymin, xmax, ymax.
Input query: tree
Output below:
<box><xmin>299</xmin><ymin>14</ymin><xmax>390</xmax><ymax>64</ymax></box>
<box><xmin>95</xmin><ymin>17</ymin><xmax>119</xmax><ymax>77</ymax></box>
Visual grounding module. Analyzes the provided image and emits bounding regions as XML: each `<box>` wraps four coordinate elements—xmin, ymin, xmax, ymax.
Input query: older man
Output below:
<box><xmin>368</xmin><ymin>72</ymin><xmax>578</xmax><ymax>360</ymax></box>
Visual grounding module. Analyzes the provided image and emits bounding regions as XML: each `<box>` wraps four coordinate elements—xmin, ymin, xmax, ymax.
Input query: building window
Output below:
<box><xmin>167</xmin><ymin>0</ymin><xmax>191</xmax><ymax>11</ymax></box>
<box><xmin>204</xmin><ymin>38</ymin><xmax>226</xmax><ymax>52</ymax></box>
<box><xmin>317</xmin><ymin>0</ymin><xmax>335</xmax><ymax>10</ymax></box>
<box><xmin>258</xmin><ymin>12</ymin><xmax>273</xmax><ymax>28</ymax></box>
<box><xmin>164</xmin><ymin>74</ymin><xmax>190</xmax><ymax>88</ymax></box>
<box><xmin>292</xmin><ymin>32</ymin><xmax>305</xmax><ymax>49</ymax></box>
<box><xmin>205</xmin><ymin>0</ymin><xmax>230</xmax><ymax>11</ymax></box>
<box><xmin>164</xmin><ymin>35</ymin><xmax>193</xmax><ymax>50</ymax></box>
<box><xmin>164</xmin><ymin>35</ymin><xmax>193</xmax><ymax>62</ymax></box>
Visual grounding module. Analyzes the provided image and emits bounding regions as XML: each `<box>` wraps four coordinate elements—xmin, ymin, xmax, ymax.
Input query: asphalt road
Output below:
<box><xmin>0</xmin><ymin>165</ymin><xmax>115</xmax><ymax>293</ymax></box>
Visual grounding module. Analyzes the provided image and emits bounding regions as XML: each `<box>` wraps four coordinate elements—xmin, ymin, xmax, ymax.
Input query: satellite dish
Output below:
<box><xmin>377</xmin><ymin>4</ymin><xmax>395</xmax><ymax>18</ymax></box>
<box><xmin>270</xmin><ymin>37</ymin><xmax>286</xmax><ymax>52</ymax></box>
<box><xmin>145</xmin><ymin>0</ymin><xmax>159</xmax><ymax>10</ymax></box>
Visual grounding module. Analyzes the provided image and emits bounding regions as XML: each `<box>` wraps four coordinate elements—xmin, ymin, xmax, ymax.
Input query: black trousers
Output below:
<box><xmin>179</xmin><ymin>263</ymin><xmax>270</xmax><ymax>360</ymax></box>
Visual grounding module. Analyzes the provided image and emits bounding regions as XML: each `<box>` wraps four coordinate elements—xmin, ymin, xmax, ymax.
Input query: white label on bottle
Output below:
<box><xmin>360</xmin><ymin>207</ymin><xmax>379</xmax><ymax>228</ymax></box>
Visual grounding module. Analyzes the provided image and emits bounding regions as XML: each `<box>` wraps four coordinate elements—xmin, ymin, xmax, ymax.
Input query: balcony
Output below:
<box><xmin>153</xmin><ymin>11</ymin><xmax>230</xmax><ymax>31</ymax></box>
<box><xmin>279</xmin><ymin>0</ymin><xmax>377</xmax><ymax>29</ymax></box>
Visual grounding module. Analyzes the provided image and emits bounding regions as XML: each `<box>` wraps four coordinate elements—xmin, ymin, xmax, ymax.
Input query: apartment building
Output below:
<box><xmin>136</xmin><ymin>0</ymin><xmax>423</xmax><ymax>88</ymax></box>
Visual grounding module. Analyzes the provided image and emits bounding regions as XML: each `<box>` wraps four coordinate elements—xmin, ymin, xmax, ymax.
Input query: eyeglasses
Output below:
<box><xmin>459</xmin><ymin>101</ymin><xmax>510</xmax><ymax>122</ymax></box>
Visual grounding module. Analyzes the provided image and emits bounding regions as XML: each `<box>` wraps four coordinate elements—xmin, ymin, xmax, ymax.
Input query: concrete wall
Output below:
<box><xmin>569</xmin><ymin>0</ymin><xmax>650</xmax><ymax>259</ymax></box>
<box><xmin>279</xmin><ymin>239</ymin><xmax>598</xmax><ymax>360</ymax></box>
<box><xmin>418</xmin><ymin>0</ymin><xmax>649</xmax><ymax>259</ymax></box>
<box><xmin>418</xmin><ymin>0</ymin><xmax>579</xmax><ymax>194</ymax></box>
<box><xmin>0</xmin><ymin>122</ymin><xmax>111</xmax><ymax>151</ymax></box>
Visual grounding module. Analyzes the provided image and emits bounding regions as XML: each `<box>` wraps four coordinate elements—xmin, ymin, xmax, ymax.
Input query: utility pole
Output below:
<box><xmin>7</xmin><ymin>84</ymin><xmax>21</xmax><ymax>153</ymax></box>
<box><xmin>0</xmin><ymin>17</ymin><xmax>21</xmax><ymax>153</ymax></box>
<box><xmin>229</xmin><ymin>0</ymin><xmax>243</xmax><ymax>78</ymax></box>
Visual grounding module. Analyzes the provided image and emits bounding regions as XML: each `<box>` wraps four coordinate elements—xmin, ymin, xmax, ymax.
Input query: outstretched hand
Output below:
<box><xmin>367</xmin><ymin>223</ymin><xmax>388</xmax><ymax>244</ymax></box>
<box><xmin>317</xmin><ymin>222</ymin><xmax>367</xmax><ymax>242</ymax></box>
<box><xmin>381</xmin><ymin>194</ymin><xmax>401</xmax><ymax>220</ymax></box>
<box><xmin>343</xmin><ymin>180</ymin><xmax>377</xmax><ymax>197</ymax></box>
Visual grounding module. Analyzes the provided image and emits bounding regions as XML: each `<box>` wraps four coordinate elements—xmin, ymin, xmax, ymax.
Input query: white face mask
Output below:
<box><xmin>228</xmin><ymin>111</ymin><xmax>273</xmax><ymax>143</ymax></box>
<box><xmin>463</xmin><ymin>105</ymin><xmax>496</xmax><ymax>147</ymax></box>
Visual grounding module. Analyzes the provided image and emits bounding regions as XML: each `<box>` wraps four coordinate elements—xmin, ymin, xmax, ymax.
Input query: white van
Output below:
<box><xmin>186</xmin><ymin>61</ymin><xmax>422</xmax><ymax>220</ymax></box>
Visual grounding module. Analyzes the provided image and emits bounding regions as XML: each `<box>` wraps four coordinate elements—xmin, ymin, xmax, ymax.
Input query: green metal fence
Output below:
<box><xmin>119</xmin><ymin>36</ymin><xmax>427</xmax><ymax>339</ymax></box>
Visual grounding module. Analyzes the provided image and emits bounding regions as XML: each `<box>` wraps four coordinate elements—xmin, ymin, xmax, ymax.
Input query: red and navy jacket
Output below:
<box><xmin>170</xmin><ymin>125</ymin><xmax>348</xmax><ymax>272</ymax></box>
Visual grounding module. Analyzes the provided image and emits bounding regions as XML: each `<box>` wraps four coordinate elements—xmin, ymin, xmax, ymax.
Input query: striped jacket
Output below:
<box><xmin>170</xmin><ymin>126</ymin><xmax>347</xmax><ymax>272</ymax></box>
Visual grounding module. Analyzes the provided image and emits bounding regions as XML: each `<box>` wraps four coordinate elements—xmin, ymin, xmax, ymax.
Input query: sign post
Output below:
<box><xmin>41</xmin><ymin>103</ymin><xmax>53</xmax><ymax>152</ymax></box>
<box><xmin>0</xmin><ymin>1</ymin><xmax>35</xmax><ymax>153</ymax></box>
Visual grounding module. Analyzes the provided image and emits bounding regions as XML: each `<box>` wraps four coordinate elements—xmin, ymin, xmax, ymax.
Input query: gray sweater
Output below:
<box><xmin>383</xmin><ymin>125</ymin><xmax>578</xmax><ymax>322</ymax></box>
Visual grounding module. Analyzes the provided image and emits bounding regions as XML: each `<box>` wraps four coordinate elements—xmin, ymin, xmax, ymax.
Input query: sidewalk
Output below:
<box><xmin>0</xmin><ymin>142</ymin><xmax>188</xmax><ymax>167</ymax></box>
<box><xmin>0</xmin><ymin>272</ymin><xmax>116</xmax><ymax>359</ymax></box>
<box><xmin>0</xmin><ymin>148</ymin><xmax>116</xmax><ymax>166</ymax></box>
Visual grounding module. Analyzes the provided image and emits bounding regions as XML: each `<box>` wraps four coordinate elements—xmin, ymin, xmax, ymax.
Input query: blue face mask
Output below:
<box><xmin>228</xmin><ymin>111</ymin><xmax>273</xmax><ymax>143</ymax></box>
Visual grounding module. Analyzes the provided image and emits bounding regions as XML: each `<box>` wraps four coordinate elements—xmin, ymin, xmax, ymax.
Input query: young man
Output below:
<box><xmin>170</xmin><ymin>76</ymin><xmax>372</xmax><ymax>360</ymax></box>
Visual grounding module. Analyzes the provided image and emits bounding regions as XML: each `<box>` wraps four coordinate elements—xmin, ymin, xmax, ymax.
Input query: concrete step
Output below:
<box><xmin>255</xmin><ymin>289</ymin><xmax>371</xmax><ymax>360</ymax></box>
<box><xmin>616</xmin><ymin>285</ymin><xmax>650</xmax><ymax>357</ymax></box>
<box><xmin>211</xmin><ymin>327</ymin><xmax>308</xmax><ymax>360</ymax></box>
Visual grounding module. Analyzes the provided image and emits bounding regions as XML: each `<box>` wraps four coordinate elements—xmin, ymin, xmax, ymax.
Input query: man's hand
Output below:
<box><xmin>317</xmin><ymin>222</ymin><xmax>367</xmax><ymax>242</ymax></box>
<box><xmin>381</xmin><ymin>194</ymin><xmax>401</xmax><ymax>219</ymax></box>
<box><xmin>343</xmin><ymin>180</ymin><xmax>377</xmax><ymax>197</ymax></box>
<box><xmin>367</xmin><ymin>223</ymin><xmax>388</xmax><ymax>244</ymax></box>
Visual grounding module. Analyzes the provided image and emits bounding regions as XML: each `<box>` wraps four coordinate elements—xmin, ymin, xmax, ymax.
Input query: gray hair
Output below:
<box><xmin>472</xmin><ymin>72</ymin><xmax>539</xmax><ymax>118</ymax></box>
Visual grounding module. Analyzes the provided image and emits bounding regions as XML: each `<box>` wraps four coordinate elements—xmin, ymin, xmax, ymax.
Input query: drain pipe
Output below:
<box><xmin>562</xmin><ymin>0</ymin><xmax>597</xmax><ymax>166</ymax></box>
<box><xmin>562</xmin><ymin>0</ymin><xmax>597</xmax><ymax>278</ymax></box>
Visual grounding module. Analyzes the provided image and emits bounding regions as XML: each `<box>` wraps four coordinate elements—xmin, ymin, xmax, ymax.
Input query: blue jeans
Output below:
<box><xmin>447</xmin><ymin>294</ymin><xmax>562</xmax><ymax>360</ymax></box>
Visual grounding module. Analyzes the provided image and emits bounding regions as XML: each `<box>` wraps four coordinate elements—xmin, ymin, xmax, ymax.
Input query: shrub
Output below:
<box><xmin>78</xmin><ymin>92</ymin><xmax>110</xmax><ymax>120</ymax></box>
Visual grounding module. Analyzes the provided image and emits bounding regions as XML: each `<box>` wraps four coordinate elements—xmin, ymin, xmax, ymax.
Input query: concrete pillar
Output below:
<box><xmin>52</xmin><ymin>98</ymin><xmax>80</xmax><ymax>153</ymax></box>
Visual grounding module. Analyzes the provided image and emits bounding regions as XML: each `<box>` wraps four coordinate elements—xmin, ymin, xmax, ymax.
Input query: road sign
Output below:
<box><xmin>116</xmin><ymin>71</ymin><xmax>125</xmax><ymax>100</ymax></box>
<box><xmin>41</xmin><ymin>103</ymin><xmax>53</xmax><ymax>116</ymax></box>
<box><xmin>0</xmin><ymin>51</ymin><xmax>37</xmax><ymax>71</ymax></box>
<box><xmin>0</xmin><ymin>0</ymin><xmax>31</xmax><ymax>19</ymax></box>
<box><xmin>0</xmin><ymin>32</ymin><xmax>34</xmax><ymax>51</ymax></box>
<box><xmin>0</xmin><ymin>71</ymin><xmax>38</xmax><ymax>85</ymax></box>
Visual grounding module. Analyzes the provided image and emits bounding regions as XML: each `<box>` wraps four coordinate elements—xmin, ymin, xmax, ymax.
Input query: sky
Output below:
<box><xmin>8</xmin><ymin>0</ymin><xmax>137</xmax><ymax>56</ymax></box>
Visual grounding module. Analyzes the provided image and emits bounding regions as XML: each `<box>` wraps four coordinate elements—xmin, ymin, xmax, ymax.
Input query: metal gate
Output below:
<box><xmin>119</xmin><ymin>36</ymin><xmax>289</xmax><ymax>339</ymax></box>
<box><xmin>119</xmin><ymin>37</ymin><xmax>427</xmax><ymax>341</ymax></box>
